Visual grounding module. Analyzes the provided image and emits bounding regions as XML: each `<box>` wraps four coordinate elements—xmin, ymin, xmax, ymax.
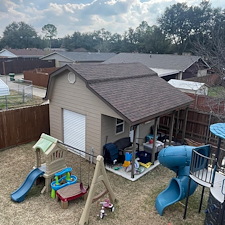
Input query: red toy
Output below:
<box><xmin>98</xmin><ymin>199</ymin><xmax>114</xmax><ymax>219</ymax></box>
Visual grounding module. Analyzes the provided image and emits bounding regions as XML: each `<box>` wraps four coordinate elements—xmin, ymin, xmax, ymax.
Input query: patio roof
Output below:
<box><xmin>0</xmin><ymin>79</ymin><xmax>10</xmax><ymax>96</ymax></box>
<box><xmin>46</xmin><ymin>63</ymin><xmax>193</xmax><ymax>125</ymax></box>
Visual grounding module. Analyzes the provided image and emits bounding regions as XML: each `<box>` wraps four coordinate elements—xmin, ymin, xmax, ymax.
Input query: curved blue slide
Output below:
<box><xmin>11</xmin><ymin>168</ymin><xmax>44</xmax><ymax>202</ymax></box>
<box><xmin>155</xmin><ymin>145</ymin><xmax>201</xmax><ymax>215</ymax></box>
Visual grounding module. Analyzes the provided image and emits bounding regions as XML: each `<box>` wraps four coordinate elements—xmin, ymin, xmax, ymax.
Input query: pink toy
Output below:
<box><xmin>98</xmin><ymin>199</ymin><xmax>114</xmax><ymax>219</ymax></box>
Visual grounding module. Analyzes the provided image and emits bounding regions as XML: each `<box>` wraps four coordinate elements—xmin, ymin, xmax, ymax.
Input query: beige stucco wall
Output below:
<box><xmin>138</xmin><ymin>121</ymin><xmax>154</xmax><ymax>142</ymax></box>
<box><xmin>49</xmin><ymin>71</ymin><xmax>123</xmax><ymax>156</ymax></box>
<box><xmin>101</xmin><ymin>115</ymin><xmax>130</xmax><ymax>147</ymax></box>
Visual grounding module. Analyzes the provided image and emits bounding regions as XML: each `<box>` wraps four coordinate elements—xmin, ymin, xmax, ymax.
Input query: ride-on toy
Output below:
<box><xmin>97</xmin><ymin>199</ymin><xmax>114</xmax><ymax>219</ymax></box>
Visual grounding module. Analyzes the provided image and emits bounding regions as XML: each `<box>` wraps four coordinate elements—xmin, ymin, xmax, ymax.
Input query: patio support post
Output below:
<box><xmin>131</xmin><ymin>125</ymin><xmax>138</xmax><ymax>179</ymax></box>
<box><xmin>151</xmin><ymin>117</ymin><xmax>159</xmax><ymax>164</ymax></box>
<box><xmin>169</xmin><ymin>111</ymin><xmax>175</xmax><ymax>145</ymax></box>
<box><xmin>175</xmin><ymin>110</ymin><xmax>180</xmax><ymax>138</ymax></box>
<box><xmin>182</xmin><ymin>107</ymin><xmax>189</xmax><ymax>144</ymax></box>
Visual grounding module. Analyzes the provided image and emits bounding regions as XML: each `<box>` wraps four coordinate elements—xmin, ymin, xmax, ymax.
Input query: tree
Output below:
<box><xmin>1</xmin><ymin>21</ymin><xmax>40</xmax><ymax>49</ymax></box>
<box><xmin>42</xmin><ymin>24</ymin><xmax>57</xmax><ymax>48</ymax></box>
<box><xmin>144</xmin><ymin>26</ymin><xmax>172</xmax><ymax>54</ymax></box>
<box><xmin>158</xmin><ymin>3</ymin><xmax>192</xmax><ymax>54</ymax></box>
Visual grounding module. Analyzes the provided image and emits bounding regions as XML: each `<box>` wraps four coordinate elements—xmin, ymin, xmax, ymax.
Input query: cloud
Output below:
<box><xmin>0</xmin><ymin>0</ymin><xmax>224</xmax><ymax>38</ymax></box>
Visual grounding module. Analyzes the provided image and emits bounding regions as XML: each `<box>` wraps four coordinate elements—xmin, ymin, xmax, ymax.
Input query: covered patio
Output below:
<box><xmin>104</xmin><ymin>106</ymin><xmax>191</xmax><ymax>181</ymax></box>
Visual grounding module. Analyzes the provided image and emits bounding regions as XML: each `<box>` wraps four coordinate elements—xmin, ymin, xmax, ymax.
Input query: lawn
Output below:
<box><xmin>0</xmin><ymin>143</ymin><xmax>208</xmax><ymax>225</ymax></box>
<box><xmin>208</xmin><ymin>85</ymin><xmax>225</xmax><ymax>98</ymax></box>
<box><xmin>0</xmin><ymin>90</ymin><xmax>44</xmax><ymax>110</ymax></box>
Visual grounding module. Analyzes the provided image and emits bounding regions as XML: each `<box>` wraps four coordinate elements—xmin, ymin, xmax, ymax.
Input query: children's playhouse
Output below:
<box><xmin>11</xmin><ymin>133</ymin><xmax>68</xmax><ymax>202</ymax></box>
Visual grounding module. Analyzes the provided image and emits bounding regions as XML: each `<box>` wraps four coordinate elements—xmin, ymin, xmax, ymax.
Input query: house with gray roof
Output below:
<box><xmin>41</xmin><ymin>51</ymin><xmax>116</xmax><ymax>67</ymax></box>
<box><xmin>103</xmin><ymin>53</ymin><xmax>210</xmax><ymax>80</ymax></box>
<box><xmin>45</xmin><ymin>62</ymin><xmax>193</xmax><ymax>180</ymax></box>
<box><xmin>0</xmin><ymin>48</ymin><xmax>52</xmax><ymax>58</ymax></box>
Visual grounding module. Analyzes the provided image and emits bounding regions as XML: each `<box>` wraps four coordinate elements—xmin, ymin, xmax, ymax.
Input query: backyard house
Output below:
<box><xmin>168</xmin><ymin>79</ymin><xmax>209</xmax><ymax>95</ymax></box>
<box><xmin>103</xmin><ymin>53</ymin><xmax>210</xmax><ymax>80</ymax></box>
<box><xmin>41</xmin><ymin>51</ymin><xmax>116</xmax><ymax>67</ymax></box>
<box><xmin>45</xmin><ymin>63</ymin><xmax>193</xmax><ymax>179</ymax></box>
<box><xmin>0</xmin><ymin>48</ymin><xmax>52</xmax><ymax>58</ymax></box>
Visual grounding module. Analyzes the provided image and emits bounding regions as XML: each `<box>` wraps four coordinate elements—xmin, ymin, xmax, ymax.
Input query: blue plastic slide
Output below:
<box><xmin>11</xmin><ymin>168</ymin><xmax>44</xmax><ymax>202</ymax></box>
<box><xmin>155</xmin><ymin>145</ymin><xmax>210</xmax><ymax>215</ymax></box>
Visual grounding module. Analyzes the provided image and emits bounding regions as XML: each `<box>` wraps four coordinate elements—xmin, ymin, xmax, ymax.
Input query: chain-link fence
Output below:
<box><xmin>0</xmin><ymin>75</ymin><xmax>33</xmax><ymax>110</ymax></box>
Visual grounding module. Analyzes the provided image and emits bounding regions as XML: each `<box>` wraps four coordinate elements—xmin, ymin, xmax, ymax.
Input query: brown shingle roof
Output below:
<box><xmin>6</xmin><ymin>48</ymin><xmax>53</xmax><ymax>57</ymax></box>
<box><xmin>46</xmin><ymin>63</ymin><xmax>193</xmax><ymax>125</ymax></box>
<box><xmin>68</xmin><ymin>62</ymin><xmax>154</xmax><ymax>82</ymax></box>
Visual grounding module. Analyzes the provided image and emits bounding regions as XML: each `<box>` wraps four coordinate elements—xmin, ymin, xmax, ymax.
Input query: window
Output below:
<box><xmin>115</xmin><ymin>119</ymin><xmax>124</xmax><ymax>134</ymax></box>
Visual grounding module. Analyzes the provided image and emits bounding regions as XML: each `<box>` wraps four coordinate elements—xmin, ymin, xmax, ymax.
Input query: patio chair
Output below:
<box><xmin>113</xmin><ymin>137</ymin><xmax>139</xmax><ymax>153</ymax></box>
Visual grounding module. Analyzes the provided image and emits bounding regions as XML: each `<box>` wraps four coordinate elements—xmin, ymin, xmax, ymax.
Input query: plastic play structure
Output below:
<box><xmin>11</xmin><ymin>133</ymin><xmax>68</xmax><ymax>202</ymax></box>
<box><xmin>50</xmin><ymin>167</ymin><xmax>77</xmax><ymax>198</ymax></box>
<box><xmin>155</xmin><ymin>144</ymin><xmax>210</xmax><ymax>215</ymax></box>
<box><xmin>10</xmin><ymin>133</ymin><xmax>116</xmax><ymax>225</ymax></box>
<box><xmin>11</xmin><ymin>168</ymin><xmax>44</xmax><ymax>202</ymax></box>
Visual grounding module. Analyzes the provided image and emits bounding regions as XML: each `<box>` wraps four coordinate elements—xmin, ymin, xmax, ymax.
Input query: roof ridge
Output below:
<box><xmin>88</xmin><ymin>73</ymin><xmax>156</xmax><ymax>84</ymax></box>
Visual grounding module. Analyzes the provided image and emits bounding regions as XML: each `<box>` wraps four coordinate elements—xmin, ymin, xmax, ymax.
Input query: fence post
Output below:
<box><xmin>182</xmin><ymin>107</ymin><xmax>189</xmax><ymax>144</ymax></box>
<box><xmin>22</xmin><ymin>88</ymin><xmax>25</xmax><ymax>103</ymax></box>
<box><xmin>205</xmin><ymin>111</ymin><xmax>212</xmax><ymax>144</ymax></box>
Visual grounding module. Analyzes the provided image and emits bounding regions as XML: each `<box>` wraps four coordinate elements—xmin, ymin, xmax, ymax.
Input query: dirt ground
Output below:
<box><xmin>0</xmin><ymin>143</ymin><xmax>208</xmax><ymax>225</ymax></box>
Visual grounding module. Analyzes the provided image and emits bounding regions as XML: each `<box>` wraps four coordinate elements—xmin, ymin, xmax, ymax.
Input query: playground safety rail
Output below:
<box><xmin>190</xmin><ymin>150</ymin><xmax>217</xmax><ymax>187</ymax></box>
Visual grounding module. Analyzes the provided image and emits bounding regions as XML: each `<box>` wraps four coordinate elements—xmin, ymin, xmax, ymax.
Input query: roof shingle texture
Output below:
<box><xmin>103</xmin><ymin>53</ymin><xmax>202</xmax><ymax>72</ymax></box>
<box><xmin>7</xmin><ymin>48</ymin><xmax>52</xmax><ymax>57</ymax></box>
<box><xmin>58</xmin><ymin>52</ymin><xmax>116</xmax><ymax>62</ymax></box>
<box><xmin>67</xmin><ymin>63</ymin><xmax>193</xmax><ymax>124</ymax></box>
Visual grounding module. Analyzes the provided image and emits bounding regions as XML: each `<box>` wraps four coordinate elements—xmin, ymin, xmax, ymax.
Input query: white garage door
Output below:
<box><xmin>63</xmin><ymin>109</ymin><xmax>86</xmax><ymax>156</ymax></box>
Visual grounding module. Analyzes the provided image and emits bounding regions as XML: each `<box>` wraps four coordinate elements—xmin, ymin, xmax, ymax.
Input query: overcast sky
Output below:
<box><xmin>1</xmin><ymin>0</ymin><xmax>224</xmax><ymax>38</ymax></box>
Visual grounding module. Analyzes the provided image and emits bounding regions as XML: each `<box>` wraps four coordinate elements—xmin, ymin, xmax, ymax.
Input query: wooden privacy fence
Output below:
<box><xmin>23</xmin><ymin>67</ymin><xmax>58</xmax><ymax>88</ymax></box>
<box><xmin>0</xmin><ymin>58</ymin><xmax>55</xmax><ymax>75</ymax></box>
<box><xmin>0</xmin><ymin>104</ymin><xmax>50</xmax><ymax>149</ymax></box>
<box><xmin>159</xmin><ymin>109</ymin><xmax>222</xmax><ymax>146</ymax></box>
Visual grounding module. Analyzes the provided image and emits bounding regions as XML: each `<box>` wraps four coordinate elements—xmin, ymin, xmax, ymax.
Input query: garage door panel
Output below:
<box><xmin>63</xmin><ymin>109</ymin><xmax>86</xmax><ymax>156</ymax></box>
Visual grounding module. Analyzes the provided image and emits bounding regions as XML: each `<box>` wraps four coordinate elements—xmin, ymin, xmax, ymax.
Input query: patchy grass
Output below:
<box><xmin>0</xmin><ymin>90</ymin><xmax>44</xmax><ymax>110</ymax></box>
<box><xmin>208</xmin><ymin>85</ymin><xmax>225</xmax><ymax>98</ymax></box>
<box><xmin>0</xmin><ymin>143</ymin><xmax>208</xmax><ymax>225</ymax></box>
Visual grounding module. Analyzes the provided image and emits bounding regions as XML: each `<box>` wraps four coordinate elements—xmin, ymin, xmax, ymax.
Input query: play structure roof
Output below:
<box><xmin>210</xmin><ymin>123</ymin><xmax>225</xmax><ymax>139</ymax></box>
<box><xmin>0</xmin><ymin>79</ymin><xmax>10</xmax><ymax>96</ymax></box>
<box><xmin>33</xmin><ymin>133</ymin><xmax>58</xmax><ymax>153</ymax></box>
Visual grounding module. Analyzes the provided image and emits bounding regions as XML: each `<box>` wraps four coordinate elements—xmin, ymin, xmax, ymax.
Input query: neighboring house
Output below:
<box><xmin>41</xmin><ymin>52</ymin><xmax>116</xmax><ymax>67</ymax></box>
<box><xmin>168</xmin><ymin>79</ymin><xmax>209</xmax><ymax>95</ymax></box>
<box><xmin>0</xmin><ymin>48</ymin><xmax>52</xmax><ymax>58</ymax></box>
<box><xmin>103</xmin><ymin>53</ymin><xmax>210</xmax><ymax>80</ymax></box>
<box><xmin>45</xmin><ymin>63</ymin><xmax>193</xmax><ymax>161</ymax></box>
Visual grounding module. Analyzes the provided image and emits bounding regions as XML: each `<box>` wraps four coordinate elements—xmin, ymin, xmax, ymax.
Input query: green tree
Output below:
<box><xmin>42</xmin><ymin>24</ymin><xmax>57</xmax><ymax>48</ymax></box>
<box><xmin>1</xmin><ymin>21</ymin><xmax>40</xmax><ymax>49</ymax></box>
<box><xmin>144</xmin><ymin>26</ymin><xmax>172</xmax><ymax>54</ymax></box>
<box><xmin>158</xmin><ymin>2</ymin><xmax>191</xmax><ymax>54</ymax></box>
